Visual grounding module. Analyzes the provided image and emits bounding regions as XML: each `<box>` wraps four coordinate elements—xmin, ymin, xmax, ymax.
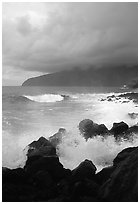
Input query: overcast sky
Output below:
<box><xmin>2</xmin><ymin>2</ymin><xmax>138</xmax><ymax>85</ymax></box>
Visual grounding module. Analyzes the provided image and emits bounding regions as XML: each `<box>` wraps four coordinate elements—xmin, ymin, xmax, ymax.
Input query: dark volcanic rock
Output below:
<box><xmin>110</xmin><ymin>121</ymin><xmax>129</xmax><ymax>138</ymax></box>
<box><xmin>70</xmin><ymin>179</ymin><xmax>100</xmax><ymax>202</ymax></box>
<box><xmin>94</xmin><ymin>166</ymin><xmax>115</xmax><ymax>185</ymax></box>
<box><xmin>49</xmin><ymin>128</ymin><xmax>66</xmax><ymax>147</ymax></box>
<box><xmin>113</xmin><ymin>146</ymin><xmax>137</xmax><ymax>167</ymax></box>
<box><xmin>79</xmin><ymin>119</ymin><xmax>108</xmax><ymax>140</ymax></box>
<box><xmin>97</xmin><ymin>124</ymin><xmax>109</xmax><ymax>135</ymax></box>
<box><xmin>2</xmin><ymin>133</ymin><xmax>138</xmax><ymax>202</ymax></box>
<box><xmin>126</xmin><ymin>125</ymin><xmax>138</xmax><ymax>135</ymax></box>
<box><xmin>118</xmin><ymin>92</ymin><xmax>138</xmax><ymax>103</ymax></box>
<box><xmin>71</xmin><ymin>159</ymin><xmax>97</xmax><ymax>182</ymax></box>
<box><xmin>79</xmin><ymin>119</ymin><xmax>94</xmax><ymax>139</ymax></box>
<box><xmin>31</xmin><ymin>170</ymin><xmax>54</xmax><ymax>188</ymax></box>
<box><xmin>2</xmin><ymin>167</ymin><xmax>27</xmax><ymax>184</ymax></box>
<box><xmin>27</xmin><ymin>136</ymin><xmax>56</xmax><ymax>158</ymax></box>
<box><xmin>24</xmin><ymin>155</ymin><xmax>66</xmax><ymax>181</ymax></box>
<box><xmin>99</xmin><ymin>147</ymin><xmax>138</xmax><ymax>202</ymax></box>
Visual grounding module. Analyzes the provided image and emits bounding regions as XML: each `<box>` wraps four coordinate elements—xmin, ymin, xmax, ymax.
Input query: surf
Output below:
<box><xmin>23</xmin><ymin>94</ymin><xmax>64</xmax><ymax>103</ymax></box>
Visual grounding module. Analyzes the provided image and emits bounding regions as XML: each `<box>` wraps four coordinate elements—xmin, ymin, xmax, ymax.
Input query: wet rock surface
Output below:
<box><xmin>49</xmin><ymin>128</ymin><xmax>66</xmax><ymax>147</ymax></box>
<box><xmin>2</xmin><ymin>126</ymin><xmax>138</xmax><ymax>202</ymax></box>
<box><xmin>79</xmin><ymin>119</ymin><xmax>109</xmax><ymax>140</ymax></box>
<box><xmin>110</xmin><ymin>121</ymin><xmax>129</xmax><ymax>137</ymax></box>
<box><xmin>99</xmin><ymin>147</ymin><xmax>138</xmax><ymax>202</ymax></box>
<box><xmin>79</xmin><ymin>119</ymin><xmax>137</xmax><ymax>141</ymax></box>
<box><xmin>100</xmin><ymin>92</ymin><xmax>138</xmax><ymax>104</ymax></box>
<box><xmin>27</xmin><ymin>136</ymin><xmax>56</xmax><ymax>157</ymax></box>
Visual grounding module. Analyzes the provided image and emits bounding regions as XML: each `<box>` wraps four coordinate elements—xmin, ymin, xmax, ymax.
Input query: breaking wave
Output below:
<box><xmin>3</xmin><ymin>94</ymin><xmax>70</xmax><ymax>103</ymax></box>
<box><xmin>57</xmin><ymin>130</ymin><xmax>138</xmax><ymax>172</ymax></box>
<box><xmin>23</xmin><ymin>94</ymin><xmax>64</xmax><ymax>103</ymax></box>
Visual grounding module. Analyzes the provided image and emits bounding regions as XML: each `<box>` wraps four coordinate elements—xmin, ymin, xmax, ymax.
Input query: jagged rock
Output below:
<box><xmin>2</xmin><ymin>183</ymin><xmax>37</xmax><ymax>202</ymax></box>
<box><xmin>27</xmin><ymin>136</ymin><xmax>56</xmax><ymax>158</ymax></box>
<box><xmin>70</xmin><ymin>178</ymin><xmax>100</xmax><ymax>201</ymax></box>
<box><xmin>79</xmin><ymin>119</ymin><xmax>108</xmax><ymax>140</ymax></box>
<box><xmin>71</xmin><ymin>159</ymin><xmax>97</xmax><ymax>182</ymax></box>
<box><xmin>31</xmin><ymin>170</ymin><xmax>54</xmax><ymax>188</ymax></box>
<box><xmin>97</xmin><ymin>124</ymin><xmax>109</xmax><ymax>135</ymax></box>
<box><xmin>100</xmin><ymin>98</ymin><xmax>106</xmax><ymax>101</ymax></box>
<box><xmin>79</xmin><ymin>119</ymin><xmax>94</xmax><ymax>139</ymax></box>
<box><xmin>24</xmin><ymin>155</ymin><xmax>66</xmax><ymax>181</ymax></box>
<box><xmin>99</xmin><ymin>147</ymin><xmax>138</xmax><ymax>202</ymax></box>
<box><xmin>2</xmin><ymin>167</ymin><xmax>27</xmax><ymax>184</ymax></box>
<box><xmin>118</xmin><ymin>92</ymin><xmax>138</xmax><ymax>103</ymax></box>
<box><xmin>126</xmin><ymin>125</ymin><xmax>138</xmax><ymax>135</ymax></box>
<box><xmin>113</xmin><ymin>146</ymin><xmax>137</xmax><ymax>167</ymax></box>
<box><xmin>94</xmin><ymin>166</ymin><xmax>115</xmax><ymax>185</ymax></box>
<box><xmin>108</xmin><ymin>98</ymin><xmax>113</xmax><ymax>101</ymax></box>
<box><xmin>2</xmin><ymin>134</ymin><xmax>138</xmax><ymax>202</ymax></box>
<box><xmin>49</xmin><ymin>128</ymin><xmax>66</xmax><ymax>147</ymax></box>
<box><xmin>110</xmin><ymin>121</ymin><xmax>129</xmax><ymax>138</ymax></box>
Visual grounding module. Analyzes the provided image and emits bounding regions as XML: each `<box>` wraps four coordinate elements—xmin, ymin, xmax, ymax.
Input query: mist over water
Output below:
<box><xmin>2</xmin><ymin>86</ymin><xmax>138</xmax><ymax>170</ymax></box>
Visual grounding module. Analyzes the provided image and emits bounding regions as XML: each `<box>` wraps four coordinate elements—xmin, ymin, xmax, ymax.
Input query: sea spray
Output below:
<box><xmin>2</xmin><ymin>87</ymin><xmax>138</xmax><ymax>170</ymax></box>
<box><xmin>92</xmin><ymin>100</ymin><xmax>138</xmax><ymax>129</ymax></box>
<box><xmin>58</xmin><ymin>130</ymin><xmax>138</xmax><ymax>172</ymax></box>
<box><xmin>2</xmin><ymin>130</ymin><xmax>27</xmax><ymax>168</ymax></box>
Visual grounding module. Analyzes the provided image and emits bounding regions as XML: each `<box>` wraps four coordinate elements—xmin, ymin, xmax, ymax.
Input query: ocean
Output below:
<box><xmin>2</xmin><ymin>86</ymin><xmax>138</xmax><ymax>171</ymax></box>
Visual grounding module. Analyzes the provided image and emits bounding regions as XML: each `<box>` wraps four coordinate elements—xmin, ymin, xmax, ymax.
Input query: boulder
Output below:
<box><xmin>49</xmin><ymin>128</ymin><xmax>66</xmax><ymax>147</ymax></box>
<box><xmin>71</xmin><ymin>159</ymin><xmax>97</xmax><ymax>182</ymax></box>
<box><xmin>96</xmin><ymin>124</ymin><xmax>109</xmax><ymax>135</ymax></box>
<box><xmin>79</xmin><ymin>119</ymin><xmax>94</xmax><ymax>139</ymax></box>
<box><xmin>126</xmin><ymin>125</ymin><xmax>138</xmax><ymax>135</ymax></box>
<box><xmin>24</xmin><ymin>155</ymin><xmax>67</xmax><ymax>182</ymax></box>
<box><xmin>118</xmin><ymin>92</ymin><xmax>138</xmax><ymax>103</ymax></box>
<box><xmin>113</xmin><ymin>146</ymin><xmax>137</xmax><ymax>167</ymax></box>
<box><xmin>2</xmin><ymin>167</ymin><xmax>27</xmax><ymax>184</ymax></box>
<box><xmin>27</xmin><ymin>136</ymin><xmax>56</xmax><ymax>158</ymax></box>
<box><xmin>94</xmin><ymin>166</ymin><xmax>115</xmax><ymax>185</ymax></box>
<box><xmin>99</xmin><ymin>147</ymin><xmax>138</xmax><ymax>202</ymax></box>
<box><xmin>70</xmin><ymin>179</ymin><xmax>100</xmax><ymax>201</ymax></box>
<box><xmin>110</xmin><ymin>121</ymin><xmax>129</xmax><ymax>138</ymax></box>
<box><xmin>31</xmin><ymin>170</ymin><xmax>54</xmax><ymax>188</ymax></box>
<box><xmin>79</xmin><ymin>119</ymin><xmax>108</xmax><ymax>140</ymax></box>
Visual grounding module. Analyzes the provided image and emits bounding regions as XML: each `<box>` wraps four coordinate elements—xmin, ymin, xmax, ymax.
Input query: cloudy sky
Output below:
<box><xmin>2</xmin><ymin>2</ymin><xmax>138</xmax><ymax>85</ymax></box>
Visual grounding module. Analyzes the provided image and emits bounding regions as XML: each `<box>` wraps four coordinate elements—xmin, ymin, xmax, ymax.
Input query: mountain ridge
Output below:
<box><xmin>22</xmin><ymin>65</ymin><xmax>138</xmax><ymax>87</ymax></box>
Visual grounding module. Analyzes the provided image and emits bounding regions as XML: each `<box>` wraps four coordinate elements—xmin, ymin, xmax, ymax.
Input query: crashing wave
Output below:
<box><xmin>23</xmin><ymin>94</ymin><xmax>65</xmax><ymax>103</ymax></box>
<box><xmin>3</xmin><ymin>94</ymin><xmax>70</xmax><ymax>103</ymax></box>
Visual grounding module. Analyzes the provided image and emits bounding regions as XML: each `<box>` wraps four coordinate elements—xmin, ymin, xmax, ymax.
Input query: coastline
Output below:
<box><xmin>2</xmin><ymin>118</ymin><xmax>138</xmax><ymax>202</ymax></box>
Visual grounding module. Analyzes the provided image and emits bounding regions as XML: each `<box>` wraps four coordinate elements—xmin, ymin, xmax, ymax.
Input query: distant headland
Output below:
<box><xmin>22</xmin><ymin>65</ymin><xmax>138</xmax><ymax>87</ymax></box>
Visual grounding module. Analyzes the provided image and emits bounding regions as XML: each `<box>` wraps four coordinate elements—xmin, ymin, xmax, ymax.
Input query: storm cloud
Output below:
<box><xmin>2</xmin><ymin>2</ymin><xmax>138</xmax><ymax>85</ymax></box>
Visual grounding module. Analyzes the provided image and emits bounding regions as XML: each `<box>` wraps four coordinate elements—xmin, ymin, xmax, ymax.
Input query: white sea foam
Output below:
<box><xmin>2</xmin><ymin>90</ymin><xmax>138</xmax><ymax>170</ymax></box>
<box><xmin>58</xmin><ymin>130</ymin><xmax>138</xmax><ymax>172</ymax></box>
<box><xmin>23</xmin><ymin>94</ymin><xmax>64</xmax><ymax>103</ymax></box>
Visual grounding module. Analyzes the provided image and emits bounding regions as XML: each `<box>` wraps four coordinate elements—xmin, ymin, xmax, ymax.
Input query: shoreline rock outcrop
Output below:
<box><xmin>2</xmin><ymin>134</ymin><xmax>138</xmax><ymax>202</ymax></box>
<box><xmin>79</xmin><ymin>119</ymin><xmax>109</xmax><ymax>140</ymax></box>
<box><xmin>100</xmin><ymin>92</ymin><xmax>138</xmax><ymax>104</ymax></box>
<box><xmin>79</xmin><ymin>119</ymin><xmax>138</xmax><ymax>141</ymax></box>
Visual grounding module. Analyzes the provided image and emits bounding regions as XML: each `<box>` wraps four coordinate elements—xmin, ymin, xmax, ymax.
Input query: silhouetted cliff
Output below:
<box><xmin>22</xmin><ymin>65</ymin><xmax>137</xmax><ymax>87</ymax></box>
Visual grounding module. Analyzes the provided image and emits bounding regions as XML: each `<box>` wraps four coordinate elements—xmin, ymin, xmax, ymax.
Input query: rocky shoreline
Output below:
<box><xmin>2</xmin><ymin>120</ymin><xmax>138</xmax><ymax>202</ymax></box>
<box><xmin>100</xmin><ymin>91</ymin><xmax>138</xmax><ymax>104</ymax></box>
